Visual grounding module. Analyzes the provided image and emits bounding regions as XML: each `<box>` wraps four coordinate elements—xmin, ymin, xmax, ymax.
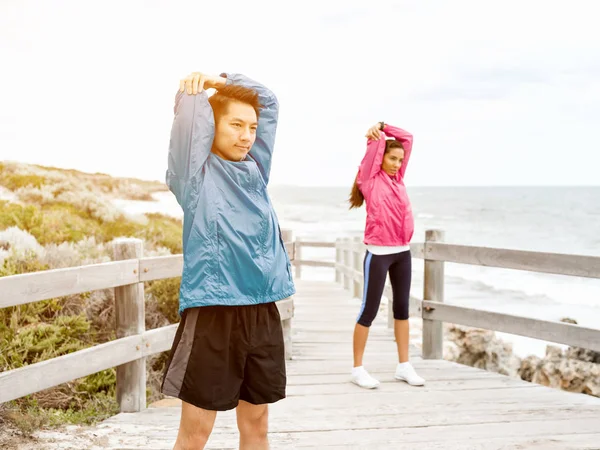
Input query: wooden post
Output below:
<box><xmin>352</xmin><ymin>236</ymin><xmax>363</xmax><ymax>298</ymax></box>
<box><xmin>112</xmin><ymin>238</ymin><xmax>146</xmax><ymax>412</ymax></box>
<box><xmin>295</xmin><ymin>237</ymin><xmax>303</xmax><ymax>280</ymax></box>
<box><xmin>280</xmin><ymin>229</ymin><xmax>294</xmax><ymax>360</ymax></box>
<box><xmin>422</xmin><ymin>229</ymin><xmax>445</xmax><ymax>359</ymax></box>
<box><xmin>343</xmin><ymin>238</ymin><xmax>351</xmax><ymax>290</ymax></box>
<box><xmin>335</xmin><ymin>239</ymin><xmax>342</xmax><ymax>283</ymax></box>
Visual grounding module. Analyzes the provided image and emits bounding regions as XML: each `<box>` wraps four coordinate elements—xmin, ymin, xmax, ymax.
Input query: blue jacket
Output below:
<box><xmin>166</xmin><ymin>73</ymin><xmax>295</xmax><ymax>314</ymax></box>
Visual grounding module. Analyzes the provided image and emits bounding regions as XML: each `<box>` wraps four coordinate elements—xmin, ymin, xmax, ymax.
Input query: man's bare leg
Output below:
<box><xmin>236</xmin><ymin>400</ymin><xmax>269</xmax><ymax>450</ymax></box>
<box><xmin>173</xmin><ymin>401</ymin><xmax>217</xmax><ymax>450</ymax></box>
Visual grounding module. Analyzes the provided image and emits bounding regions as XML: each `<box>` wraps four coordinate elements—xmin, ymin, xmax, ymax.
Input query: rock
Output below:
<box><xmin>445</xmin><ymin>325</ymin><xmax>600</xmax><ymax>398</ymax></box>
<box><xmin>566</xmin><ymin>347</ymin><xmax>600</xmax><ymax>364</ymax></box>
<box><xmin>444</xmin><ymin>325</ymin><xmax>521</xmax><ymax>377</ymax></box>
<box><xmin>559</xmin><ymin>317</ymin><xmax>600</xmax><ymax>363</ymax></box>
<box><xmin>560</xmin><ymin>317</ymin><xmax>578</xmax><ymax>324</ymax></box>
<box><xmin>529</xmin><ymin>345</ymin><xmax>600</xmax><ymax>397</ymax></box>
<box><xmin>518</xmin><ymin>355</ymin><xmax>542</xmax><ymax>382</ymax></box>
<box><xmin>443</xmin><ymin>340</ymin><xmax>461</xmax><ymax>362</ymax></box>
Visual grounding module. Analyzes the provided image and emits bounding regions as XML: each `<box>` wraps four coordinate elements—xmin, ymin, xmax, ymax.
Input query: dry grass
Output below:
<box><xmin>0</xmin><ymin>161</ymin><xmax>181</xmax><ymax>437</ymax></box>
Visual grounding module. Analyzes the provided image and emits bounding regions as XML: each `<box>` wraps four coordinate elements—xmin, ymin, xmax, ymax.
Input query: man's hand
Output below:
<box><xmin>365</xmin><ymin>123</ymin><xmax>383</xmax><ymax>140</ymax></box>
<box><xmin>179</xmin><ymin>72</ymin><xmax>227</xmax><ymax>95</ymax></box>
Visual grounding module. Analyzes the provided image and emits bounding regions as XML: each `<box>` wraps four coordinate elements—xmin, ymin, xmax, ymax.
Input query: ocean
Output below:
<box><xmin>119</xmin><ymin>185</ymin><xmax>600</xmax><ymax>359</ymax></box>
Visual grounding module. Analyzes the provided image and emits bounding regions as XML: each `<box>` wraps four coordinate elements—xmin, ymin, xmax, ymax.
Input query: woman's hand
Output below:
<box><xmin>179</xmin><ymin>72</ymin><xmax>226</xmax><ymax>95</ymax></box>
<box><xmin>365</xmin><ymin>123</ymin><xmax>383</xmax><ymax>140</ymax></box>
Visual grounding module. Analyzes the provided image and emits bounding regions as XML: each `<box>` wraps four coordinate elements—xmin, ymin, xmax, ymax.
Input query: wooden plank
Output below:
<box><xmin>0</xmin><ymin>323</ymin><xmax>185</xmax><ymax>404</ymax></box>
<box><xmin>334</xmin><ymin>241</ymin><xmax>342</xmax><ymax>283</ymax></box>
<box><xmin>383</xmin><ymin>286</ymin><xmax>422</xmax><ymax>317</ymax></box>
<box><xmin>133</xmin><ymin>298</ymin><xmax>293</xmax><ymax>357</ymax></box>
<box><xmin>150</xmin><ymin>396</ymin><xmax>597</xmax><ymax>415</ymax></box>
<box><xmin>139</xmin><ymin>255</ymin><xmax>182</xmax><ymax>281</ymax></box>
<box><xmin>285</xmin><ymin>371</ymin><xmax>505</xmax><ymax>386</ymax></box>
<box><xmin>0</xmin><ymin>335</ymin><xmax>143</xmax><ymax>403</ymax></box>
<box><xmin>44</xmin><ymin>426</ymin><xmax>600</xmax><ymax>450</ymax></box>
<box><xmin>296</xmin><ymin>241</ymin><xmax>336</xmax><ymax>248</ymax></box>
<box><xmin>292</xmin><ymin>259</ymin><xmax>335</xmax><ymax>268</ymax></box>
<box><xmin>93</xmin><ymin>412</ymin><xmax>600</xmax><ymax>448</ymax></box>
<box><xmin>410</xmin><ymin>242</ymin><xmax>425</xmax><ymax>258</ymax></box>
<box><xmin>277</xmin><ymin>296</ymin><xmax>295</xmax><ymax>360</ymax></box>
<box><xmin>139</xmin><ymin>250</ymin><xmax>297</xmax><ymax>283</ymax></box>
<box><xmin>275</xmin><ymin>297</ymin><xmax>294</xmax><ymax>320</ymax></box>
<box><xmin>105</xmin><ymin>404</ymin><xmax>600</xmax><ymax>434</ymax></box>
<box><xmin>423</xmin><ymin>301</ymin><xmax>600</xmax><ymax>352</ymax></box>
<box><xmin>0</xmin><ymin>297</ymin><xmax>294</xmax><ymax>404</ymax></box>
<box><xmin>233</xmin><ymin>418</ymin><xmax>600</xmax><ymax>447</ymax></box>
<box><xmin>426</xmin><ymin>242</ymin><xmax>600</xmax><ymax>279</ymax></box>
<box><xmin>336</xmin><ymin>242</ymin><xmax>424</xmax><ymax>258</ymax></box>
<box><xmin>285</xmin><ymin>377</ymin><xmax>536</xmax><ymax>397</ymax></box>
<box><xmin>342</xmin><ymin>238</ymin><xmax>352</xmax><ymax>290</ymax></box>
<box><xmin>0</xmin><ymin>260</ymin><xmax>139</xmax><ymax>308</ymax></box>
<box><xmin>139</xmin><ymin>239</ymin><xmax>296</xmax><ymax>284</ymax></box>
<box><xmin>19</xmin><ymin>278</ymin><xmax>600</xmax><ymax>450</ymax></box>
<box><xmin>270</xmin><ymin>402</ymin><xmax>600</xmax><ymax>423</ymax></box>
<box><xmin>143</xmin><ymin>324</ymin><xmax>178</xmax><ymax>355</ymax></box>
<box><xmin>294</xmin><ymin>237</ymin><xmax>303</xmax><ymax>278</ymax></box>
<box><xmin>222</xmin><ymin>409</ymin><xmax>600</xmax><ymax>434</ymax></box>
<box><xmin>284</xmin><ymin>241</ymin><xmax>295</xmax><ymax>261</ymax></box>
<box><xmin>352</xmin><ymin>236</ymin><xmax>363</xmax><ymax>298</ymax></box>
<box><xmin>341</xmin><ymin>266</ymin><xmax>361</xmax><ymax>282</ymax></box>
<box><xmin>271</xmin><ymin>384</ymin><xmax>600</xmax><ymax>409</ymax></box>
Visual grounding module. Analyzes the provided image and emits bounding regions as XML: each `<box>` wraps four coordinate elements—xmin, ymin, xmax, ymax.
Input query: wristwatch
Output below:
<box><xmin>378</xmin><ymin>121</ymin><xmax>385</xmax><ymax>131</ymax></box>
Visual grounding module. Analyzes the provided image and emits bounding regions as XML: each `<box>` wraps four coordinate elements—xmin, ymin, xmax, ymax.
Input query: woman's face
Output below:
<box><xmin>382</xmin><ymin>148</ymin><xmax>404</xmax><ymax>177</ymax></box>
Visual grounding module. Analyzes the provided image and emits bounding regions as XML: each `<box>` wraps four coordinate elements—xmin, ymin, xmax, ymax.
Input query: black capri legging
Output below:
<box><xmin>356</xmin><ymin>250</ymin><xmax>411</xmax><ymax>327</ymax></box>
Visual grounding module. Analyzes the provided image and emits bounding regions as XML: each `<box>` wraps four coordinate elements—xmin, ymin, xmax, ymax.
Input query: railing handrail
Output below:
<box><xmin>4</xmin><ymin>238</ymin><xmax>596</xmax><ymax>310</ymax></box>
<box><xmin>2</xmin><ymin>231</ymin><xmax>599</xmax><ymax>407</ymax></box>
<box><xmin>325</xmin><ymin>233</ymin><xmax>600</xmax><ymax>354</ymax></box>
<box><xmin>323</xmin><ymin>239</ymin><xmax>600</xmax><ymax>280</ymax></box>
<box><xmin>0</xmin><ymin>235</ymin><xmax>296</xmax><ymax>409</ymax></box>
<box><xmin>0</xmin><ymin>242</ymin><xmax>294</xmax><ymax>309</ymax></box>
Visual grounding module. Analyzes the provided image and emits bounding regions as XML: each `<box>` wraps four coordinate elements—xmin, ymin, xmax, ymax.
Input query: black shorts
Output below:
<box><xmin>160</xmin><ymin>302</ymin><xmax>286</xmax><ymax>411</ymax></box>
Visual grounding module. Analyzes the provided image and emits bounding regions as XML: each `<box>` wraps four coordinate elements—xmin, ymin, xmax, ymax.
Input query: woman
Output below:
<box><xmin>348</xmin><ymin>121</ymin><xmax>424</xmax><ymax>389</ymax></box>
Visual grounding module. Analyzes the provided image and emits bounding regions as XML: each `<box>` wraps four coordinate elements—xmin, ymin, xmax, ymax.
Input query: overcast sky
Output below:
<box><xmin>1</xmin><ymin>0</ymin><xmax>599</xmax><ymax>187</ymax></box>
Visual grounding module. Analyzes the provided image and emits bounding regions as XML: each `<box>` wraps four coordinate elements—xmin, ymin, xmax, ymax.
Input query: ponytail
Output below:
<box><xmin>348</xmin><ymin>174</ymin><xmax>364</xmax><ymax>209</ymax></box>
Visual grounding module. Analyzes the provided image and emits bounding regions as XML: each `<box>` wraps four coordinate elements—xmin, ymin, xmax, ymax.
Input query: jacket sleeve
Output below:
<box><xmin>358</xmin><ymin>136</ymin><xmax>386</xmax><ymax>187</ymax></box>
<box><xmin>166</xmin><ymin>90</ymin><xmax>214</xmax><ymax>205</ymax></box>
<box><xmin>222</xmin><ymin>73</ymin><xmax>279</xmax><ymax>185</ymax></box>
<box><xmin>382</xmin><ymin>124</ymin><xmax>413</xmax><ymax>179</ymax></box>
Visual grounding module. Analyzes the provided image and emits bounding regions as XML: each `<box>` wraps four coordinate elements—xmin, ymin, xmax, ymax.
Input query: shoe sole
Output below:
<box><xmin>351</xmin><ymin>379</ymin><xmax>380</xmax><ymax>389</ymax></box>
<box><xmin>394</xmin><ymin>375</ymin><xmax>425</xmax><ymax>386</ymax></box>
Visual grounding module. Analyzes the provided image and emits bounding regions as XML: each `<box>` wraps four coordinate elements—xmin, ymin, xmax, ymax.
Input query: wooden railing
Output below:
<box><xmin>2</xmin><ymin>227</ymin><xmax>599</xmax><ymax>413</ymax></box>
<box><xmin>295</xmin><ymin>229</ymin><xmax>600</xmax><ymax>359</ymax></box>
<box><xmin>0</xmin><ymin>230</ymin><xmax>296</xmax><ymax>412</ymax></box>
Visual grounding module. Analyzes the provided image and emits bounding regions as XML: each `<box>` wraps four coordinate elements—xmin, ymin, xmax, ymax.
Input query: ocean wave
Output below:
<box><xmin>443</xmin><ymin>264</ymin><xmax>600</xmax><ymax>309</ymax></box>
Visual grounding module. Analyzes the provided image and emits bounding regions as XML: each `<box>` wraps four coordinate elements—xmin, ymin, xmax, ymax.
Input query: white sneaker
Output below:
<box><xmin>395</xmin><ymin>362</ymin><xmax>425</xmax><ymax>386</ymax></box>
<box><xmin>351</xmin><ymin>366</ymin><xmax>380</xmax><ymax>389</ymax></box>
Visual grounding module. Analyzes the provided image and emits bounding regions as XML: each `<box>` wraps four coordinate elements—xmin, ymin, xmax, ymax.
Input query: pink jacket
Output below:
<box><xmin>356</xmin><ymin>124</ymin><xmax>414</xmax><ymax>246</ymax></box>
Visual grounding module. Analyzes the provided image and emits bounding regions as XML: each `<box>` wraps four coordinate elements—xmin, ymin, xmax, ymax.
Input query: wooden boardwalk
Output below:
<box><xmin>33</xmin><ymin>280</ymin><xmax>600</xmax><ymax>449</ymax></box>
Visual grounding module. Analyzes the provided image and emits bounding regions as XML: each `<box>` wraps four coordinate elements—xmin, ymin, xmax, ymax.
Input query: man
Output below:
<box><xmin>161</xmin><ymin>71</ymin><xmax>295</xmax><ymax>450</ymax></box>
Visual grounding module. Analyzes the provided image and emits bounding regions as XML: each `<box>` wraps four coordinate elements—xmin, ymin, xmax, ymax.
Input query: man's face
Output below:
<box><xmin>212</xmin><ymin>101</ymin><xmax>258</xmax><ymax>161</ymax></box>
